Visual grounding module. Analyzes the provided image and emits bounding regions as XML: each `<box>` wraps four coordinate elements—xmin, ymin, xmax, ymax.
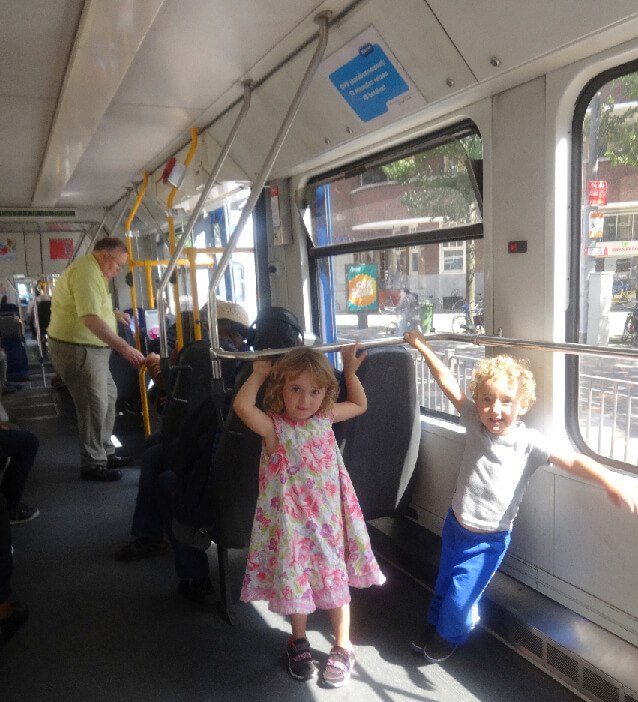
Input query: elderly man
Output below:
<box><xmin>48</xmin><ymin>237</ymin><xmax>145</xmax><ymax>482</ymax></box>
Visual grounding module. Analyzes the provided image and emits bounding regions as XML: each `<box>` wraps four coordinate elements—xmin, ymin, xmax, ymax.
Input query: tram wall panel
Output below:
<box><xmin>412</xmin><ymin>418</ymin><xmax>638</xmax><ymax>646</ymax></box>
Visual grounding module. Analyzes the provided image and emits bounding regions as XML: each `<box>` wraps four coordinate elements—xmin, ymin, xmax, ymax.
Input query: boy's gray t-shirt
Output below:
<box><xmin>451</xmin><ymin>399</ymin><xmax>552</xmax><ymax>532</ymax></box>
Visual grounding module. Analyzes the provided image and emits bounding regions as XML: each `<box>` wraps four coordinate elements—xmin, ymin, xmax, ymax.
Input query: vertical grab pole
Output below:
<box><xmin>207</xmin><ymin>12</ymin><xmax>331</xmax><ymax>368</ymax></box>
<box><xmin>145</xmin><ymin>263</ymin><xmax>155</xmax><ymax>310</ymax></box>
<box><xmin>28</xmin><ymin>280</ymin><xmax>46</xmax><ymax>386</ymax></box>
<box><xmin>187</xmin><ymin>248</ymin><xmax>203</xmax><ymax>341</ymax></box>
<box><xmin>68</xmin><ymin>189</ymin><xmax>131</xmax><ymax>266</ymax></box>
<box><xmin>166</xmin><ymin>127</ymin><xmax>199</xmax><ymax>353</ymax></box>
<box><xmin>124</xmin><ymin>173</ymin><xmax>152</xmax><ymax>436</ymax></box>
<box><xmin>157</xmin><ymin>80</ymin><xmax>253</xmax><ymax>360</ymax></box>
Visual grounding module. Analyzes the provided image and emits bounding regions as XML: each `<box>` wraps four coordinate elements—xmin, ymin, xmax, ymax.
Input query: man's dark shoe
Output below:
<box><xmin>178</xmin><ymin>577</ymin><xmax>215</xmax><ymax>608</ymax></box>
<box><xmin>81</xmin><ymin>466</ymin><xmax>122</xmax><ymax>482</ymax></box>
<box><xmin>423</xmin><ymin>633</ymin><xmax>458</xmax><ymax>663</ymax></box>
<box><xmin>116</xmin><ymin>536</ymin><xmax>170</xmax><ymax>561</ymax></box>
<box><xmin>107</xmin><ymin>454</ymin><xmax>134</xmax><ymax>469</ymax></box>
<box><xmin>286</xmin><ymin>637</ymin><xmax>317</xmax><ymax>680</ymax></box>
<box><xmin>0</xmin><ymin>602</ymin><xmax>28</xmax><ymax>644</ymax></box>
<box><xmin>9</xmin><ymin>504</ymin><xmax>40</xmax><ymax>525</ymax></box>
<box><xmin>410</xmin><ymin>622</ymin><xmax>437</xmax><ymax>655</ymax></box>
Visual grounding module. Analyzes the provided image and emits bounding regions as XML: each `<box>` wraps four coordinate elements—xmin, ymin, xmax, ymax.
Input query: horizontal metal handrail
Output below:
<box><xmin>210</xmin><ymin>333</ymin><xmax>638</xmax><ymax>361</ymax></box>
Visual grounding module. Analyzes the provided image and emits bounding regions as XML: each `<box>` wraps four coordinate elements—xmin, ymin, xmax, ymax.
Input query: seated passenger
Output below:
<box><xmin>0</xmin><ymin>493</ymin><xmax>28</xmax><ymax>644</ymax></box>
<box><xmin>0</xmin><ymin>398</ymin><xmax>39</xmax><ymax>524</ymax></box>
<box><xmin>116</xmin><ymin>300</ymin><xmax>251</xmax><ymax>607</ymax></box>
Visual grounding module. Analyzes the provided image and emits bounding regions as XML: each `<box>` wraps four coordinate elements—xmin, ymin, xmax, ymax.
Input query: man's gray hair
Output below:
<box><xmin>94</xmin><ymin>237</ymin><xmax>128</xmax><ymax>254</ymax></box>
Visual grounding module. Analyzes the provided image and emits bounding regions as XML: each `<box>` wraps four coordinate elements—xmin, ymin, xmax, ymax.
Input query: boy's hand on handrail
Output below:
<box><xmin>404</xmin><ymin>330</ymin><xmax>428</xmax><ymax>350</ymax></box>
<box><xmin>341</xmin><ymin>340</ymin><xmax>366</xmax><ymax>376</ymax></box>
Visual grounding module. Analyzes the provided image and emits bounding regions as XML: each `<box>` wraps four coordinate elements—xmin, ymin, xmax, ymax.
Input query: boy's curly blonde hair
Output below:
<box><xmin>263</xmin><ymin>347</ymin><xmax>339</xmax><ymax>414</ymax></box>
<box><xmin>469</xmin><ymin>355</ymin><xmax>536</xmax><ymax>408</ymax></box>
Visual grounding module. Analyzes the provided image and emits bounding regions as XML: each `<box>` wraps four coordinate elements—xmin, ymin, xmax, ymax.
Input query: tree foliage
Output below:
<box><xmin>593</xmin><ymin>72</ymin><xmax>638</xmax><ymax>167</ymax></box>
<box><xmin>381</xmin><ymin>135</ymin><xmax>482</xmax><ymax>223</ymax></box>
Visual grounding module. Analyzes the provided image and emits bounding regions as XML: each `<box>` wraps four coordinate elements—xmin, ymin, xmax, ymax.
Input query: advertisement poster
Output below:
<box><xmin>322</xmin><ymin>26</ymin><xmax>425</xmax><ymax>127</ymax></box>
<box><xmin>347</xmin><ymin>263</ymin><xmax>378</xmax><ymax>312</ymax></box>
<box><xmin>49</xmin><ymin>237</ymin><xmax>74</xmax><ymax>259</ymax></box>
<box><xmin>0</xmin><ymin>239</ymin><xmax>16</xmax><ymax>261</ymax></box>
<box><xmin>588</xmin><ymin>211</ymin><xmax>604</xmax><ymax>239</ymax></box>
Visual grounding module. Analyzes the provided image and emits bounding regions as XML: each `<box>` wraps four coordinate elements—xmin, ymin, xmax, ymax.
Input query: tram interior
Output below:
<box><xmin>1</xmin><ymin>1</ymin><xmax>638</xmax><ymax>700</ymax></box>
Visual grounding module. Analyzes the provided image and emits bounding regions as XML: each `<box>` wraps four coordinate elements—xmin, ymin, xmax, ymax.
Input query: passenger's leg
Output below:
<box><xmin>102</xmin><ymin>371</ymin><xmax>117</xmax><ymax>459</ymax></box>
<box><xmin>0</xmin><ymin>429</ymin><xmax>39</xmax><ymax>519</ymax></box>
<box><xmin>156</xmin><ymin>470</ymin><xmax>209</xmax><ymax>580</ymax></box>
<box><xmin>436</xmin><ymin>530</ymin><xmax>511</xmax><ymax>645</ymax></box>
<box><xmin>0</xmin><ymin>495</ymin><xmax>12</xmax><ymax>604</ymax></box>
<box><xmin>130</xmin><ymin>444</ymin><xmax>165</xmax><ymax>539</ymax></box>
<box><xmin>324</xmin><ymin>605</ymin><xmax>354</xmax><ymax>687</ymax></box>
<box><xmin>426</xmin><ymin>510</ymin><xmax>458</xmax><ymax>628</ymax></box>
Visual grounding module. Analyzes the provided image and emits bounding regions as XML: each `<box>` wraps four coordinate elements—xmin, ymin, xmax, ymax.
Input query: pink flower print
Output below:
<box><xmin>270</xmin><ymin>496</ymin><xmax>282</xmax><ymax>511</ymax></box>
<box><xmin>305</xmin><ymin>435</ymin><xmax>332</xmax><ymax>473</ymax></box>
<box><xmin>320</xmin><ymin>523</ymin><xmax>333</xmax><ymax>538</ymax></box>
<box><xmin>287</xmin><ymin>461</ymin><xmax>302</xmax><ymax>477</ymax></box>
<box><xmin>296</xmin><ymin>572</ymin><xmax>309</xmax><ymax>589</ymax></box>
<box><xmin>257</xmin><ymin>571</ymin><xmax>268</xmax><ymax>582</ymax></box>
<box><xmin>323</xmin><ymin>568</ymin><xmax>346</xmax><ymax>590</ymax></box>
<box><xmin>305</xmin><ymin>519</ymin><xmax>317</xmax><ymax>532</ymax></box>
<box><xmin>268</xmin><ymin>538</ymin><xmax>278</xmax><ymax>552</ymax></box>
<box><xmin>324</xmin><ymin>481</ymin><xmax>338</xmax><ymax>498</ymax></box>
<box><xmin>268</xmin><ymin>445</ymin><xmax>288</xmax><ymax>478</ymax></box>
<box><xmin>304</xmin><ymin>478</ymin><xmax>315</xmax><ymax>491</ymax></box>
<box><xmin>284</xmin><ymin>485</ymin><xmax>320</xmax><ymax>521</ymax></box>
<box><xmin>281</xmin><ymin>586</ymin><xmax>293</xmax><ymax>600</ymax></box>
<box><xmin>255</xmin><ymin>507</ymin><xmax>271</xmax><ymax>529</ymax></box>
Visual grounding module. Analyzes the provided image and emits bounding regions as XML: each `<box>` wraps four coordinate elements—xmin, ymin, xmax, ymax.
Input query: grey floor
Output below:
<box><xmin>0</xmin><ymin>386</ymin><xmax>580</xmax><ymax>702</ymax></box>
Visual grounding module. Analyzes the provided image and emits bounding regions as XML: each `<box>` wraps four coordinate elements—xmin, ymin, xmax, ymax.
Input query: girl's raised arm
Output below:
<box><xmin>233</xmin><ymin>360</ymin><xmax>277</xmax><ymax>452</ymax></box>
<box><xmin>332</xmin><ymin>342</ymin><xmax>367</xmax><ymax>423</ymax></box>
<box><xmin>404</xmin><ymin>331</ymin><xmax>465</xmax><ymax>411</ymax></box>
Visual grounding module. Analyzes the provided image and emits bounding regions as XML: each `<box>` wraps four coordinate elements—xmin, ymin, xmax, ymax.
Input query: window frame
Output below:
<box><xmin>302</xmin><ymin>121</ymin><xmax>484</xmax><ymax>416</ymax></box>
<box><xmin>568</xmin><ymin>57</ymin><xmax>638</xmax><ymax>473</ymax></box>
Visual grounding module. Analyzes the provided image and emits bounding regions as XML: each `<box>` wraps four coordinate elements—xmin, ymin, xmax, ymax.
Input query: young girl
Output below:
<box><xmin>233</xmin><ymin>344</ymin><xmax>385</xmax><ymax>687</ymax></box>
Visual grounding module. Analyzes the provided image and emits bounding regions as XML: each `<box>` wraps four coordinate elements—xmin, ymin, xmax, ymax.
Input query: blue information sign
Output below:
<box><xmin>329</xmin><ymin>42</ymin><xmax>409</xmax><ymax>122</ymax></box>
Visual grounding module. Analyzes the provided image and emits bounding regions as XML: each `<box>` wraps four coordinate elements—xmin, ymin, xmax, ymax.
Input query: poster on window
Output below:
<box><xmin>347</xmin><ymin>263</ymin><xmax>378</xmax><ymax>312</ymax></box>
<box><xmin>588</xmin><ymin>211</ymin><xmax>604</xmax><ymax>239</ymax></box>
<box><xmin>0</xmin><ymin>239</ymin><xmax>16</xmax><ymax>261</ymax></box>
<box><xmin>49</xmin><ymin>237</ymin><xmax>74</xmax><ymax>259</ymax></box>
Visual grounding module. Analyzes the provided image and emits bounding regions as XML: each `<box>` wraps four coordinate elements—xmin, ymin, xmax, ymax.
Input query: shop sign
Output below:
<box><xmin>588</xmin><ymin>180</ymin><xmax>607</xmax><ymax>206</ymax></box>
<box><xmin>347</xmin><ymin>263</ymin><xmax>378</xmax><ymax>312</ymax></box>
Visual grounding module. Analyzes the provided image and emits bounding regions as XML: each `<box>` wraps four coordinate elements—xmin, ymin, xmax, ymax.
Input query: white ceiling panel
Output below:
<box><xmin>0</xmin><ymin>97</ymin><xmax>54</xmax><ymax>158</ymax></box>
<box><xmin>426</xmin><ymin>0</ymin><xmax>638</xmax><ymax>82</ymax></box>
<box><xmin>62</xmin><ymin>101</ymin><xmax>204</xmax><ymax>206</ymax></box>
<box><xmin>0</xmin><ymin>0</ymin><xmax>83</xmax><ymax>99</ymax></box>
<box><xmin>115</xmin><ymin>0</ymin><xmax>327</xmax><ymax>110</ymax></box>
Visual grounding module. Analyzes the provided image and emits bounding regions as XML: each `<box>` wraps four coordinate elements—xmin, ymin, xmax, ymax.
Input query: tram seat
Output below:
<box><xmin>109</xmin><ymin>321</ymin><xmax>141</xmax><ymax>408</ymax></box>
<box><xmin>0</xmin><ymin>316</ymin><xmax>29</xmax><ymax>383</ymax></box>
<box><xmin>337</xmin><ymin>346</ymin><xmax>420</xmax><ymax>519</ymax></box>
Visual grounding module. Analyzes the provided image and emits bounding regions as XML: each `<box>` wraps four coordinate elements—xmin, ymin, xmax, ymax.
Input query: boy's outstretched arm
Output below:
<box><xmin>332</xmin><ymin>342</ymin><xmax>367</xmax><ymax>423</ymax></box>
<box><xmin>550</xmin><ymin>451</ymin><xmax>638</xmax><ymax>514</ymax></box>
<box><xmin>233</xmin><ymin>359</ymin><xmax>277</xmax><ymax>452</ymax></box>
<box><xmin>404</xmin><ymin>331</ymin><xmax>465</xmax><ymax>412</ymax></box>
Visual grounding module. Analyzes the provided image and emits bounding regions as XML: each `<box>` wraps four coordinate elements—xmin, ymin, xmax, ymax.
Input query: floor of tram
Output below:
<box><xmin>0</xmin><ymin>381</ymin><xmax>580</xmax><ymax>702</ymax></box>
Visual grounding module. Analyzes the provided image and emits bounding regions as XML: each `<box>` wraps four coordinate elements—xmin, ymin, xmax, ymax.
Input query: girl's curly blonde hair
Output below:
<box><xmin>263</xmin><ymin>347</ymin><xmax>339</xmax><ymax>414</ymax></box>
<box><xmin>469</xmin><ymin>355</ymin><xmax>536</xmax><ymax>408</ymax></box>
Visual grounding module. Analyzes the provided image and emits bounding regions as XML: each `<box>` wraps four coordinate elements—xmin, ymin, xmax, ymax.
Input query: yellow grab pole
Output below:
<box><xmin>186</xmin><ymin>248</ymin><xmax>202</xmax><ymax>341</ymax></box>
<box><xmin>166</xmin><ymin>127</ymin><xmax>198</xmax><ymax>351</ymax></box>
<box><xmin>145</xmin><ymin>263</ymin><xmax>155</xmax><ymax>310</ymax></box>
<box><xmin>125</xmin><ymin>172</ymin><xmax>152</xmax><ymax>437</ymax></box>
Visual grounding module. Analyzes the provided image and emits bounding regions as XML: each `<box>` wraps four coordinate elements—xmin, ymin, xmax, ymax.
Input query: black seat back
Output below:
<box><xmin>109</xmin><ymin>322</ymin><xmax>140</xmax><ymax>405</ymax></box>
<box><xmin>207</xmin><ymin>364</ymin><xmax>262</xmax><ymax>548</ymax></box>
<box><xmin>337</xmin><ymin>347</ymin><xmax>420</xmax><ymax>519</ymax></box>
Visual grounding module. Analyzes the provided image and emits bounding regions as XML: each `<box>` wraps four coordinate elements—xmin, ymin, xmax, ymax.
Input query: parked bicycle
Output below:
<box><xmin>451</xmin><ymin>297</ymin><xmax>484</xmax><ymax>335</ymax></box>
<box><xmin>621</xmin><ymin>302</ymin><xmax>638</xmax><ymax>346</ymax></box>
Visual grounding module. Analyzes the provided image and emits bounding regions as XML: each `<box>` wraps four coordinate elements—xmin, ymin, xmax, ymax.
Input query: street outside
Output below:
<box><xmin>334</xmin><ymin>308</ymin><xmax>638</xmax><ymax>468</ymax></box>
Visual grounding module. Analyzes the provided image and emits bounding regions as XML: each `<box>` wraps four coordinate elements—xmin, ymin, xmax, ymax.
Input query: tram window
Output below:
<box><xmin>303</xmin><ymin>124</ymin><xmax>484</xmax><ymax>419</ymax></box>
<box><xmin>571</xmin><ymin>63</ymin><xmax>638</xmax><ymax>471</ymax></box>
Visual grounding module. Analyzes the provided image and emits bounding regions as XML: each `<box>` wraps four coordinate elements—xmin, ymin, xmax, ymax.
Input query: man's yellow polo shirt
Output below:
<box><xmin>48</xmin><ymin>253</ymin><xmax>116</xmax><ymax>346</ymax></box>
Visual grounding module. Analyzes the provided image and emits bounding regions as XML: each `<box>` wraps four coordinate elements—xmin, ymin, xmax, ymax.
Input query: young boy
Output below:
<box><xmin>404</xmin><ymin>330</ymin><xmax>638</xmax><ymax>663</ymax></box>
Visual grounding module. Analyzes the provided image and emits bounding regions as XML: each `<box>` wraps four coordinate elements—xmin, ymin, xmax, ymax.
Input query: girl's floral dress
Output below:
<box><xmin>240</xmin><ymin>411</ymin><xmax>385</xmax><ymax>614</ymax></box>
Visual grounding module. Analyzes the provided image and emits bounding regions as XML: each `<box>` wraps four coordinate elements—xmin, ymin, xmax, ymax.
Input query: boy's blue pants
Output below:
<box><xmin>427</xmin><ymin>509</ymin><xmax>511</xmax><ymax>645</ymax></box>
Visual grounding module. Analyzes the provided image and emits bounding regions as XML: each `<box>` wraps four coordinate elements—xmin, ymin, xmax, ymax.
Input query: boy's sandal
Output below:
<box><xmin>322</xmin><ymin>646</ymin><xmax>354</xmax><ymax>688</ymax></box>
